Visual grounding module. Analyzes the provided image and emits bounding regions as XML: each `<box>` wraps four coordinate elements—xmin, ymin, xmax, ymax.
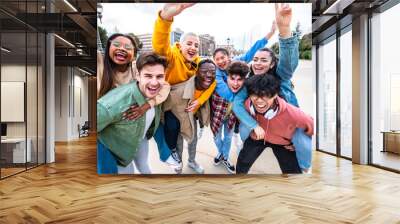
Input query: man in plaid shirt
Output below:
<box><xmin>210</xmin><ymin>61</ymin><xmax>249</xmax><ymax>173</ymax></box>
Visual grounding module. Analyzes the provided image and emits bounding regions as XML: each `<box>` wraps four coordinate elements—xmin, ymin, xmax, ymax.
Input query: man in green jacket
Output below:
<box><xmin>97</xmin><ymin>52</ymin><xmax>168</xmax><ymax>174</ymax></box>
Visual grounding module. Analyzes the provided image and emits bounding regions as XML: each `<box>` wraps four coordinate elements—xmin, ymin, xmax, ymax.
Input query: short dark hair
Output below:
<box><xmin>245</xmin><ymin>74</ymin><xmax>281</xmax><ymax>98</ymax></box>
<box><xmin>136</xmin><ymin>52</ymin><xmax>168</xmax><ymax>72</ymax></box>
<box><xmin>198</xmin><ymin>58</ymin><xmax>216</xmax><ymax>69</ymax></box>
<box><xmin>227</xmin><ymin>61</ymin><xmax>249</xmax><ymax>78</ymax></box>
<box><xmin>213</xmin><ymin>48</ymin><xmax>230</xmax><ymax>58</ymax></box>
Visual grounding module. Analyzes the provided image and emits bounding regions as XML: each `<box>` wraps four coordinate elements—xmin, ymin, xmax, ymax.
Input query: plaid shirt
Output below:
<box><xmin>210</xmin><ymin>92</ymin><xmax>238</xmax><ymax>136</ymax></box>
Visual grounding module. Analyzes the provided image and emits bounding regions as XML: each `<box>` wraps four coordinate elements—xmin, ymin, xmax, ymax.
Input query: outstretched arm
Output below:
<box><xmin>152</xmin><ymin>4</ymin><xmax>195</xmax><ymax>59</ymax></box>
<box><xmin>234</xmin><ymin>21</ymin><xmax>276</xmax><ymax>63</ymax></box>
<box><xmin>215</xmin><ymin>69</ymin><xmax>234</xmax><ymax>102</ymax></box>
<box><xmin>274</xmin><ymin>3</ymin><xmax>299</xmax><ymax>81</ymax></box>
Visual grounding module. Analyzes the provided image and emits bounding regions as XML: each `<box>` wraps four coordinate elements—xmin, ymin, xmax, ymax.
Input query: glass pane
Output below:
<box><xmin>38</xmin><ymin>32</ymin><xmax>45</xmax><ymax>165</ymax></box>
<box><xmin>318</xmin><ymin>37</ymin><xmax>337</xmax><ymax>154</ymax></box>
<box><xmin>340</xmin><ymin>29</ymin><xmax>352</xmax><ymax>158</ymax></box>
<box><xmin>27</xmin><ymin>31</ymin><xmax>38</xmax><ymax>169</ymax></box>
<box><xmin>371</xmin><ymin>3</ymin><xmax>400</xmax><ymax>171</ymax></box>
<box><xmin>1</xmin><ymin>31</ymin><xmax>27</xmax><ymax>177</ymax></box>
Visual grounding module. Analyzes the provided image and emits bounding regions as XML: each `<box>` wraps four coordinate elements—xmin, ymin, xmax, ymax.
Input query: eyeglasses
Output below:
<box><xmin>198</xmin><ymin>69</ymin><xmax>215</xmax><ymax>75</ymax></box>
<box><xmin>111</xmin><ymin>40</ymin><xmax>134</xmax><ymax>51</ymax></box>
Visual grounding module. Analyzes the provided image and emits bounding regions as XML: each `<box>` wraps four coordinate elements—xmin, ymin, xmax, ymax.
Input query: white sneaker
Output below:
<box><xmin>165</xmin><ymin>155</ymin><xmax>181</xmax><ymax>169</ymax></box>
<box><xmin>188</xmin><ymin>160</ymin><xmax>204</xmax><ymax>174</ymax></box>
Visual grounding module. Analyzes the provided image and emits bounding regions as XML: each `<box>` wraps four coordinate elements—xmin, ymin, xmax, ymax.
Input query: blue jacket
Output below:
<box><xmin>215</xmin><ymin>37</ymin><xmax>268</xmax><ymax>102</ymax></box>
<box><xmin>233</xmin><ymin>35</ymin><xmax>299</xmax><ymax>130</ymax></box>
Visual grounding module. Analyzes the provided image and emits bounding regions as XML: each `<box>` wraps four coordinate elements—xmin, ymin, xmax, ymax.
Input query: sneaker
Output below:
<box><xmin>170</xmin><ymin>150</ymin><xmax>182</xmax><ymax>164</ymax></box>
<box><xmin>165</xmin><ymin>155</ymin><xmax>181</xmax><ymax>168</ymax></box>
<box><xmin>213</xmin><ymin>153</ymin><xmax>224</xmax><ymax>166</ymax></box>
<box><xmin>222</xmin><ymin>158</ymin><xmax>235</xmax><ymax>174</ymax></box>
<box><xmin>174</xmin><ymin>166</ymin><xmax>183</xmax><ymax>174</ymax></box>
<box><xmin>188</xmin><ymin>160</ymin><xmax>204</xmax><ymax>174</ymax></box>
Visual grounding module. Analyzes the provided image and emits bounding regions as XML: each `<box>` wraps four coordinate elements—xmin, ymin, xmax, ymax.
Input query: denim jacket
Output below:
<box><xmin>215</xmin><ymin>37</ymin><xmax>268</xmax><ymax>102</ymax></box>
<box><xmin>233</xmin><ymin>34</ymin><xmax>300</xmax><ymax>130</ymax></box>
<box><xmin>97</xmin><ymin>81</ymin><xmax>161</xmax><ymax>166</ymax></box>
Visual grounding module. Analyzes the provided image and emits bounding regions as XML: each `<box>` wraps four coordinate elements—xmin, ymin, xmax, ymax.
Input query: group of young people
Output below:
<box><xmin>97</xmin><ymin>3</ymin><xmax>314</xmax><ymax>175</ymax></box>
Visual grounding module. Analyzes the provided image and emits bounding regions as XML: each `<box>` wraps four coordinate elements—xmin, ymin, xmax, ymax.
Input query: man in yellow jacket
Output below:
<box><xmin>152</xmin><ymin>3</ymin><xmax>216</xmax><ymax>171</ymax></box>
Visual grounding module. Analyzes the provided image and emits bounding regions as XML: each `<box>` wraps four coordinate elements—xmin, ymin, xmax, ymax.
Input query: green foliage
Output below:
<box><xmin>98</xmin><ymin>26</ymin><xmax>108</xmax><ymax>49</ymax></box>
<box><xmin>271</xmin><ymin>42</ymin><xmax>279</xmax><ymax>55</ymax></box>
<box><xmin>270</xmin><ymin>32</ymin><xmax>311</xmax><ymax>60</ymax></box>
<box><xmin>301</xmin><ymin>50</ymin><xmax>311</xmax><ymax>60</ymax></box>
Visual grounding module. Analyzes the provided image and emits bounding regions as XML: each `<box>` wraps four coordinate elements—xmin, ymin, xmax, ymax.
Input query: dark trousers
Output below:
<box><xmin>236</xmin><ymin>137</ymin><xmax>302</xmax><ymax>174</ymax></box>
<box><xmin>164</xmin><ymin>111</ymin><xmax>180</xmax><ymax>151</ymax></box>
<box><xmin>234</xmin><ymin>122</ymin><xmax>239</xmax><ymax>134</ymax></box>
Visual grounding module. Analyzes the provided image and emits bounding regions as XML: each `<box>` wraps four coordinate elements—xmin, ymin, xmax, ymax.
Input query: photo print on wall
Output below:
<box><xmin>96</xmin><ymin>2</ymin><xmax>314</xmax><ymax>175</ymax></box>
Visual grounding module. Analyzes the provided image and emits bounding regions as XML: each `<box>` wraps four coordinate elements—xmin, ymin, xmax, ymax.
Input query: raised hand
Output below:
<box><xmin>160</xmin><ymin>3</ymin><xmax>196</xmax><ymax>21</ymax></box>
<box><xmin>275</xmin><ymin>3</ymin><xmax>292</xmax><ymax>38</ymax></box>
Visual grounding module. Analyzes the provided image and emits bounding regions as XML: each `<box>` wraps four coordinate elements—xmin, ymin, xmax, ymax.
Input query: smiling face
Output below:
<box><xmin>252</xmin><ymin>50</ymin><xmax>275</xmax><ymax>75</ymax></box>
<box><xmin>213</xmin><ymin>51</ymin><xmax>230</xmax><ymax>70</ymax></box>
<box><xmin>108</xmin><ymin>36</ymin><xmax>135</xmax><ymax>65</ymax></box>
<box><xmin>249</xmin><ymin>94</ymin><xmax>277</xmax><ymax>114</ymax></box>
<box><xmin>227</xmin><ymin>74</ymin><xmax>245</xmax><ymax>93</ymax></box>
<box><xmin>196</xmin><ymin>62</ymin><xmax>216</xmax><ymax>90</ymax></box>
<box><xmin>179</xmin><ymin>34</ymin><xmax>199</xmax><ymax>62</ymax></box>
<box><xmin>136</xmin><ymin>64</ymin><xmax>165</xmax><ymax>99</ymax></box>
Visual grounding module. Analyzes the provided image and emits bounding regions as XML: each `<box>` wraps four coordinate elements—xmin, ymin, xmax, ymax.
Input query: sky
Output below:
<box><xmin>100</xmin><ymin>3</ymin><xmax>311</xmax><ymax>51</ymax></box>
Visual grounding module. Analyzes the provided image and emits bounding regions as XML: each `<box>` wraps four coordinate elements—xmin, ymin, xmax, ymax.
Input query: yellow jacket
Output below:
<box><xmin>152</xmin><ymin>12</ymin><xmax>216</xmax><ymax>105</ymax></box>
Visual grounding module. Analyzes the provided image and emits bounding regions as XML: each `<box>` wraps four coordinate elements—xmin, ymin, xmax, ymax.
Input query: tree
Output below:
<box><xmin>98</xmin><ymin>26</ymin><xmax>108</xmax><ymax>49</ymax></box>
<box><xmin>299</xmin><ymin>33</ymin><xmax>311</xmax><ymax>60</ymax></box>
<box><xmin>271</xmin><ymin>42</ymin><xmax>279</xmax><ymax>56</ymax></box>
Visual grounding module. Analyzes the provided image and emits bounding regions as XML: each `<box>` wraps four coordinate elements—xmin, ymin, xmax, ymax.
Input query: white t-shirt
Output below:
<box><xmin>142</xmin><ymin>107</ymin><xmax>155</xmax><ymax>139</ymax></box>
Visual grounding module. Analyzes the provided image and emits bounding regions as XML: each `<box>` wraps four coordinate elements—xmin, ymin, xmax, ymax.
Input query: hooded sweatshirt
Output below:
<box><xmin>245</xmin><ymin>96</ymin><xmax>313</xmax><ymax>146</ymax></box>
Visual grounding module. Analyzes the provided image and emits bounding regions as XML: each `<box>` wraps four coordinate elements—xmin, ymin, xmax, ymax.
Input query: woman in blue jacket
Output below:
<box><xmin>232</xmin><ymin>3</ymin><xmax>312</xmax><ymax>173</ymax></box>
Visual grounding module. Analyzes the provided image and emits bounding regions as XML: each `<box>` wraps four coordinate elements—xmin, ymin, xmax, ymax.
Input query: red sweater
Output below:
<box><xmin>245</xmin><ymin>96</ymin><xmax>314</xmax><ymax>146</ymax></box>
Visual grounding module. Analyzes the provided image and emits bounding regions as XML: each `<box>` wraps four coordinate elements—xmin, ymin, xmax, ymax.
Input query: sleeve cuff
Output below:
<box><xmin>157</xmin><ymin>11</ymin><xmax>173</xmax><ymax>32</ymax></box>
<box><xmin>279</xmin><ymin>33</ymin><xmax>299</xmax><ymax>47</ymax></box>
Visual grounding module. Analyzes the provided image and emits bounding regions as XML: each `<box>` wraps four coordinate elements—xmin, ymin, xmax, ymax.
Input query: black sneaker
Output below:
<box><xmin>213</xmin><ymin>153</ymin><xmax>223</xmax><ymax>166</ymax></box>
<box><xmin>171</xmin><ymin>150</ymin><xmax>182</xmax><ymax>164</ymax></box>
<box><xmin>222</xmin><ymin>158</ymin><xmax>235</xmax><ymax>174</ymax></box>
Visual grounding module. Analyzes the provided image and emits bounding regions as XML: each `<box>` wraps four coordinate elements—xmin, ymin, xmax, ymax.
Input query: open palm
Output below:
<box><xmin>161</xmin><ymin>3</ymin><xmax>196</xmax><ymax>20</ymax></box>
<box><xmin>275</xmin><ymin>3</ymin><xmax>292</xmax><ymax>38</ymax></box>
<box><xmin>275</xmin><ymin>3</ymin><xmax>292</xmax><ymax>28</ymax></box>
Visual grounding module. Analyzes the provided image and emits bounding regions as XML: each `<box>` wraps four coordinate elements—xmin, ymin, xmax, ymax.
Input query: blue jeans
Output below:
<box><xmin>153</xmin><ymin>123</ymin><xmax>172</xmax><ymax>162</ymax></box>
<box><xmin>292</xmin><ymin>128</ymin><xmax>312</xmax><ymax>170</ymax></box>
<box><xmin>213</xmin><ymin>120</ymin><xmax>234</xmax><ymax>160</ymax></box>
<box><xmin>239</xmin><ymin>125</ymin><xmax>312</xmax><ymax>170</ymax></box>
<box><xmin>97</xmin><ymin>140</ymin><xmax>118</xmax><ymax>174</ymax></box>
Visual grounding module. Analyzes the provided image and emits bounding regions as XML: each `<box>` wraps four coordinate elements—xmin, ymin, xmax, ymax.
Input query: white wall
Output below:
<box><xmin>54</xmin><ymin>67</ymin><xmax>89</xmax><ymax>141</ymax></box>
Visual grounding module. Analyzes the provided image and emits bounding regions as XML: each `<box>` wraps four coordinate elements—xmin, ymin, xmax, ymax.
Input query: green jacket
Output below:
<box><xmin>97</xmin><ymin>81</ymin><xmax>161</xmax><ymax>167</ymax></box>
